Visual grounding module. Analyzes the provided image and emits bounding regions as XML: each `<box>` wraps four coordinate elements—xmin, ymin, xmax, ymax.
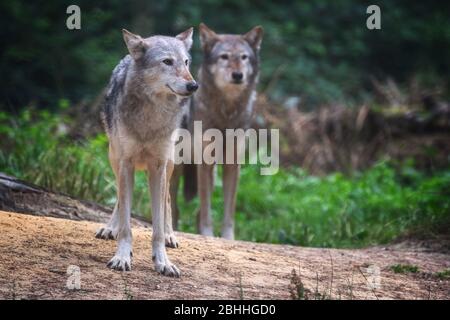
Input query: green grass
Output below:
<box><xmin>0</xmin><ymin>109</ymin><xmax>150</xmax><ymax>213</ymax></box>
<box><xmin>435</xmin><ymin>269</ymin><xmax>450</xmax><ymax>280</ymax></box>
<box><xmin>1</xmin><ymin>109</ymin><xmax>449</xmax><ymax>248</ymax></box>
<box><xmin>390</xmin><ymin>264</ymin><xmax>420</xmax><ymax>274</ymax></box>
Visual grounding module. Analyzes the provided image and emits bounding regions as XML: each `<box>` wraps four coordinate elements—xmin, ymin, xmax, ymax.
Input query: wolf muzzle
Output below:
<box><xmin>186</xmin><ymin>81</ymin><xmax>199</xmax><ymax>93</ymax></box>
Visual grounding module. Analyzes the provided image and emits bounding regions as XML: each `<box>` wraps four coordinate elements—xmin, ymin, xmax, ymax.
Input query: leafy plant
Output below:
<box><xmin>390</xmin><ymin>264</ymin><xmax>420</xmax><ymax>274</ymax></box>
<box><xmin>435</xmin><ymin>269</ymin><xmax>450</xmax><ymax>280</ymax></box>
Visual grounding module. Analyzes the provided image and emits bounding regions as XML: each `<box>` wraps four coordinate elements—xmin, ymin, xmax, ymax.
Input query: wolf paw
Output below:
<box><xmin>165</xmin><ymin>233</ymin><xmax>179</xmax><ymax>248</ymax></box>
<box><xmin>95</xmin><ymin>227</ymin><xmax>117</xmax><ymax>240</ymax></box>
<box><xmin>154</xmin><ymin>261</ymin><xmax>181</xmax><ymax>277</ymax></box>
<box><xmin>107</xmin><ymin>253</ymin><xmax>132</xmax><ymax>271</ymax></box>
<box><xmin>152</xmin><ymin>251</ymin><xmax>180</xmax><ymax>277</ymax></box>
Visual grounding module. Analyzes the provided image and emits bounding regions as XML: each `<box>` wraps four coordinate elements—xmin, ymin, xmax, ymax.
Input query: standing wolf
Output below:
<box><xmin>96</xmin><ymin>28</ymin><xmax>198</xmax><ymax>277</ymax></box>
<box><xmin>172</xmin><ymin>23</ymin><xmax>263</xmax><ymax>240</ymax></box>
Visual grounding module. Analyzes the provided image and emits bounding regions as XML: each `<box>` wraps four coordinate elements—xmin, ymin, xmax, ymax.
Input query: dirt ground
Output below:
<box><xmin>0</xmin><ymin>210</ymin><xmax>448</xmax><ymax>300</ymax></box>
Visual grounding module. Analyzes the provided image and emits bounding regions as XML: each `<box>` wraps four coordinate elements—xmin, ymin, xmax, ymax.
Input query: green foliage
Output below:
<box><xmin>0</xmin><ymin>108</ymin><xmax>150</xmax><ymax>214</ymax></box>
<box><xmin>435</xmin><ymin>269</ymin><xmax>450</xmax><ymax>280</ymax></box>
<box><xmin>390</xmin><ymin>264</ymin><xmax>420</xmax><ymax>274</ymax></box>
<box><xmin>1</xmin><ymin>1</ymin><xmax>449</xmax><ymax>108</ymax></box>
<box><xmin>1</xmin><ymin>110</ymin><xmax>449</xmax><ymax>248</ymax></box>
<box><xmin>193</xmin><ymin>162</ymin><xmax>449</xmax><ymax>247</ymax></box>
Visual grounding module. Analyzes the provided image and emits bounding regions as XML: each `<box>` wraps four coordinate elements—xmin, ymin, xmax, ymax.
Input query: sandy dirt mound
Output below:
<box><xmin>0</xmin><ymin>211</ymin><xmax>448</xmax><ymax>300</ymax></box>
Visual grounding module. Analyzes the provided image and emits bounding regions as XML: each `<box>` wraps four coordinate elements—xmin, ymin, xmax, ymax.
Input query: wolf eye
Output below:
<box><xmin>241</xmin><ymin>54</ymin><xmax>248</xmax><ymax>60</ymax></box>
<box><xmin>185</xmin><ymin>59</ymin><xmax>189</xmax><ymax>66</ymax></box>
<box><xmin>163</xmin><ymin>59</ymin><xmax>173</xmax><ymax>66</ymax></box>
<box><xmin>220</xmin><ymin>54</ymin><xmax>229</xmax><ymax>60</ymax></box>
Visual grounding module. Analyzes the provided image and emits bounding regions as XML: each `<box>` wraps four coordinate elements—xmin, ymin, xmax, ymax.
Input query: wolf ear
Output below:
<box><xmin>199</xmin><ymin>23</ymin><xmax>219</xmax><ymax>52</ymax></box>
<box><xmin>243</xmin><ymin>26</ymin><xmax>264</xmax><ymax>52</ymax></box>
<box><xmin>176</xmin><ymin>27</ymin><xmax>194</xmax><ymax>51</ymax></box>
<box><xmin>122</xmin><ymin>29</ymin><xmax>147</xmax><ymax>60</ymax></box>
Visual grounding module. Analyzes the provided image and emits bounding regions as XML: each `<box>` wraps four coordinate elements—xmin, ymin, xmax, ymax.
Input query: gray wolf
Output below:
<box><xmin>171</xmin><ymin>23</ymin><xmax>263</xmax><ymax>240</ymax></box>
<box><xmin>96</xmin><ymin>27</ymin><xmax>197</xmax><ymax>277</ymax></box>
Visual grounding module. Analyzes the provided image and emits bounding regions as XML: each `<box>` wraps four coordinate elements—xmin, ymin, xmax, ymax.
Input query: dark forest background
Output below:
<box><xmin>1</xmin><ymin>0</ymin><xmax>449</xmax><ymax>110</ymax></box>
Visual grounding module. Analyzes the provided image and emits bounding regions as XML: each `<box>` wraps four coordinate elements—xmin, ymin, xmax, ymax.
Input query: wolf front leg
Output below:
<box><xmin>96</xmin><ymin>202</ymin><xmax>119</xmax><ymax>239</ymax></box>
<box><xmin>221</xmin><ymin>163</ymin><xmax>240</xmax><ymax>240</ymax></box>
<box><xmin>169</xmin><ymin>163</ymin><xmax>182</xmax><ymax>230</ymax></box>
<box><xmin>197</xmin><ymin>163</ymin><xmax>215</xmax><ymax>236</ymax></box>
<box><xmin>107</xmin><ymin>158</ymin><xmax>134</xmax><ymax>271</ymax></box>
<box><xmin>96</xmin><ymin>152</ymin><xmax>120</xmax><ymax>240</ymax></box>
<box><xmin>165</xmin><ymin>160</ymin><xmax>179</xmax><ymax>248</ymax></box>
<box><xmin>149</xmin><ymin>159</ymin><xmax>180</xmax><ymax>277</ymax></box>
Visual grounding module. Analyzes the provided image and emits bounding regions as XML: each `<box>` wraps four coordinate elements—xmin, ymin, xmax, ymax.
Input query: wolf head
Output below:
<box><xmin>122</xmin><ymin>28</ymin><xmax>198</xmax><ymax>97</ymax></box>
<box><xmin>199</xmin><ymin>23</ymin><xmax>263</xmax><ymax>91</ymax></box>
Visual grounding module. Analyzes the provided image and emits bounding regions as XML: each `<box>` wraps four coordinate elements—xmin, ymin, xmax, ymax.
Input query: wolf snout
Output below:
<box><xmin>232</xmin><ymin>71</ymin><xmax>243</xmax><ymax>82</ymax></box>
<box><xmin>186</xmin><ymin>81</ymin><xmax>199</xmax><ymax>93</ymax></box>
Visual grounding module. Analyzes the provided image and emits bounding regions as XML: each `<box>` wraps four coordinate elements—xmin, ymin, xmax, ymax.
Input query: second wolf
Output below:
<box><xmin>171</xmin><ymin>23</ymin><xmax>263</xmax><ymax>239</ymax></box>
